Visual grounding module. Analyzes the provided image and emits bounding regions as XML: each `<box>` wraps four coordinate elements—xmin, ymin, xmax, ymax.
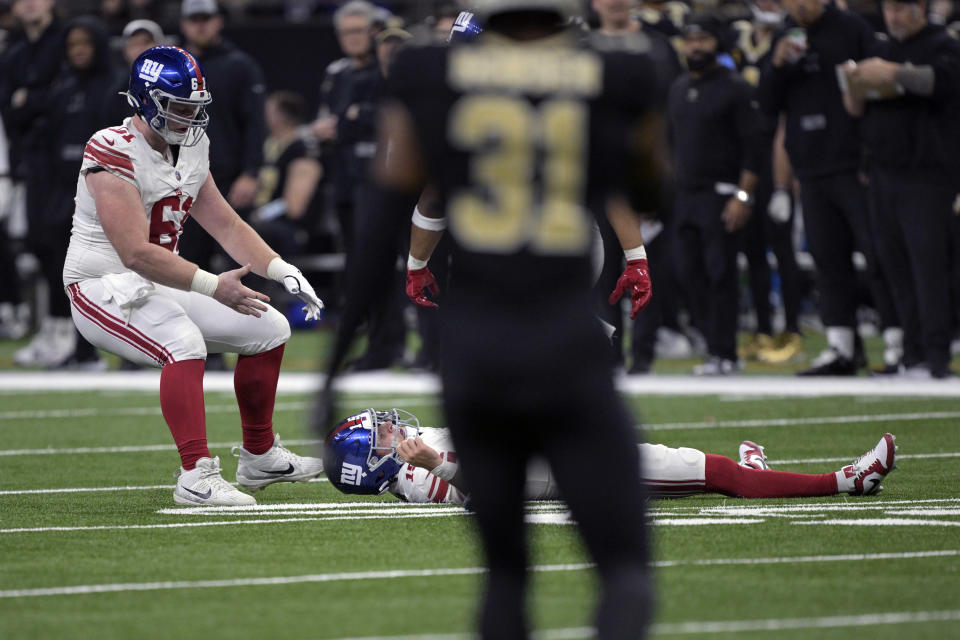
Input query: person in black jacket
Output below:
<box><xmin>758</xmin><ymin>0</ymin><xmax>902</xmax><ymax>376</ymax></box>
<box><xmin>313</xmin><ymin>0</ymin><xmax>404</xmax><ymax>371</ymax></box>
<box><xmin>178</xmin><ymin>0</ymin><xmax>266</xmax><ymax>370</ymax></box>
<box><xmin>0</xmin><ymin>0</ymin><xmax>65</xmax><ymax>366</ymax></box>
<box><xmin>669</xmin><ymin>14</ymin><xmax>762</xmax><ymax>375</ymax></box>
<box><xmin>840</xmin><ymin>0</ymin><xmax>960</xmax><ymax>378</ymax></box>
<box><xmin>37</xmin><ymin>16</ymin><xmax>120</xmax><ymax>369</ymax></box>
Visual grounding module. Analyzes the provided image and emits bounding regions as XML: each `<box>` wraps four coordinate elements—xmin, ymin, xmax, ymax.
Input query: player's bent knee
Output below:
<box><xmin>240</xmin><ymin>305</ymin><xmax>290</xmax><ymax>356</ymax></box>
<box><xmin>167</xmin><ymin>326</ymin><xmax>207</xmax><ymax>362</ymax></box>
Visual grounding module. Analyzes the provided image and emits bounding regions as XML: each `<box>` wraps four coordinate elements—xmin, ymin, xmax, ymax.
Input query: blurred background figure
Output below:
<box><xmin>248</xmin><ymin>90</ymin><xmax>322</xmax><ymax>259</ymax></box>
<box><xmin>37</xmin><ymin>15</ymin><xmax>119</xmax><ymax>369</ymax></box>
<box><xmin>669</xmin><ymin>13</ymin><xmax>761</xmax><ymax>376</ymax></box>
<box><xmin>425</xmin><ymin>1</ymin><xmax>461</xmax><ymax>39</ymax></box>
<box><xmin>842</xmin><ymin>0</ymin><xmax>960</xmax><ymax>378</ymax></box>
<box><xmin>758</xmin><ymin>0</ymin><xmax>901</xmax><ymax>376</ymax></box>
<box><xmin>102</xmin><ymin>19</ymin><xmax>165</xmax><ymax>143</ymax></box>
<box><xmin>178</xmin><ymin>0</ymin><xmax>266</xmax><ymax>369</ymax></box>
<box><xmin>313</xmin><ymin>0</ymin><xmax>405</xmax><ymax>371</ymax></box>
<box><xmin>731</xmin><ymin>0</ymin><xmax>806</xmax><ymax>365</ymax></box>
<box><xmin>1</xmin><ymin>0</ymin><xmax>65</xmax><ymax>366</ymax></box>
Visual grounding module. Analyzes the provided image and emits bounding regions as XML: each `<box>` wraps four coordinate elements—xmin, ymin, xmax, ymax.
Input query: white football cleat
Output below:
<box><xmin>845</xmin><ymin>433</ymin><xmax>897</xmax><ymax>496</ymax></box>
<box><xmin>174</xmin><ymin>456</ymin><xmax>256</xmax><ymax>506</ymax></box>
<box><xmin>233</xmin><ymin>434</ymin><xmax>324</xmax><ymax>491</ymax></box>
<box><xmin>738</xmin><ymin>440</ymin><xmax>769</xmax><ymax>470</ymax></box>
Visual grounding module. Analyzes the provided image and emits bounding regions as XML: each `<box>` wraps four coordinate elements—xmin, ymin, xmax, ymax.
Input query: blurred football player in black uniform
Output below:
<box><xmin>319</xmin><ymin>1</ymin><xmax>663</xmax><ymax>637</ymax></box>
<box><xmin>590</xmin><ymin>0</ymin><xmax>686</xmax><ymax>374</ymax></box>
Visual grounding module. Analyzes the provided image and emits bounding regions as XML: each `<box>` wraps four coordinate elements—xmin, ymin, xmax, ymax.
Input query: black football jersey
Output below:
<box><xmin>387</xmin><ymin>30</ymin><xmax>661</xmax><ymax>305</ymax></box>
<box><xmin>254</xmin><ymin>137</ymin><xmax>319</xmax><ymax>208</ymax></box>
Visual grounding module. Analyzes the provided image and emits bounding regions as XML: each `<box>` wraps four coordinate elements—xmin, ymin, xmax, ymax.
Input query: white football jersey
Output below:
<box><xmin>387</xmin><ymin>431</ymin><xmax>708</xmax><ymax>504</ymax></box>
<box><xmin>63</xmin><ymin>117</ymin><xmax>210</xmax><ymax>285</ymax></box>
<box><xmin>390</xmin><ymin>427</ymin><xmax>467</xmax><ymax>505</ymax></box>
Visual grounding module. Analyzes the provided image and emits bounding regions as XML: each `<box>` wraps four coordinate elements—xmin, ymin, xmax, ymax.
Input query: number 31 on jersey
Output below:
<box><xmin>448</xmin><ymin>95</ymin><xmax>591</xmax><ymax>256</ymax></box>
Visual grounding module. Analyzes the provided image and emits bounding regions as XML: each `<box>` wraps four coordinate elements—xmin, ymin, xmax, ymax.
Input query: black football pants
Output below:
<box><xmin>673</xmin><ymin>190</ymin><xmax>740</xmax><ymax>361</ymax></box>
<box><xmin>799</xmin><ymin>171</ymin><xmax>898</xmax><ymax>331</ymax></box>
<box><xmin>868</xmin><ymin>170</ymin><xmax>954</xmax><ymax>374</ymax></box>
<box><xmin>440</xmin><ymin>310</ymin><xmax>652</xmax><ymax>640</ymax></box>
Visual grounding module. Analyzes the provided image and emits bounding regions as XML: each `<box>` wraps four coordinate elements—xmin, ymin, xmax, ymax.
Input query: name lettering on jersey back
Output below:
<box><xmin>449</xmin><ymin>47</ymin><xmax>602</xmax><ymax>97</ymax></box>
<box><xmin>340</xmin><ymin>462</ymin><xmax>364</xmax><ymax>486</ymax></box>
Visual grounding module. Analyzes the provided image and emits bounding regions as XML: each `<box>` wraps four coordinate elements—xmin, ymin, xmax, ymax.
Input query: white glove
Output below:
<box><xmin>768</xmin><ymin>188</ymin><xmax>792</xmax><ymax>224</ymax></box>
<box><xmin>267</xmin><ymin>257</ymin><xmax>324</xmax><ymax>322</ymax></box>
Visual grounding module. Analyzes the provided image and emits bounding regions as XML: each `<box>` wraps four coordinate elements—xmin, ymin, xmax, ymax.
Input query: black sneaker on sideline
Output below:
<box><xmin>797</xmin><ymin>348</ymin><xmax>858</xmax><ymax>376</ymax></box>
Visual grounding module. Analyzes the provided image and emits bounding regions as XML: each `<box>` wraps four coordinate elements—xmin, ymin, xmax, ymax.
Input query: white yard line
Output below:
<box><xmin>794</xmin><ymin>518</ymin><xmax>960</xmax><ymax>527</ymax></box>
<box><xmin>646</xmin><ymin>410</ymin><xmax>960</xmax><ymax>431</ymax></box>
<box><xmin>0</xmin><ymin>478</ymin><xmax>327</xmax><ymax>496</ymax></box>
<box><xmin>769</xmin><ymin>452</ymin><xmax>960</xmax><ymax>465</ymax></box>
<box><xmin>652</xmin><ymin>610</ymin><xmax>960</xmax><ymax>635</ymax></box>
<box><xmin>0</xmin><ymin>439</ymin><xmax>322</xmax><ymax>457</ymax></box>
<box><xmin>333</xmin><ymin>610</ymin><xmax>960</xmax><ymax>639</ymax></box>
<box><xmin>0</xmin><ymin>401</ymin><xmax>307</xmax><ymax>421</ymax></box>
<box><xmin>0</xmin><ymin>551</ymin><xmax>953</xmax><ymax>599</ymax></box>
<box><xmin>2</xmin><ymin>370</ymin><xmax>960</xmax><ymax>396</ymax></box>
<box><xmin>0</xmin><ymin>511</ymin><xmax>470</xmax><ymax>534</ymax></box>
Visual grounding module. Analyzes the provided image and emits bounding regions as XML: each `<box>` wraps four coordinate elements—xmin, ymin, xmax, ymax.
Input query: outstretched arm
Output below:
<box><xmin>606</xmin><ymin>194</ymin><xmax>652</xmax><ymax>319</ymax></box>
<box><xmin>89</xmin><ymin>170</ymin><xmax>269</xmax><ymax>317</ymax></box>
<box><xmin>191</xmin><ymin>172</ymin><xmax>324</xmax><ymax>321</ymax></box>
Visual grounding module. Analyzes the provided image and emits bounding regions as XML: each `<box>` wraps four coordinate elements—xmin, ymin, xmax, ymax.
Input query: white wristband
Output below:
<box><xmin>624</xmin><ymin>245</ymin><xmax>647</xmax><ymax>261</ymax></box>
<box><xmin>266</xmin><ymin>256</ymin><xmax>297</xmax><ymax>282</ymax></box>
<box><xmin>190</xmin><ymin>268</ymin><xmax>219</xmax><ymax>297</ymax></box>
<box><xmin>407</xmin><ymin>254</ymin><xmax>429</xmax><ymax>270</ymax></box>
<box><xmin>412</xmin><ymin>206</ymin><xmax>447</xmax><ymax>231</ymax></box>
<box><xmin>430</xmin><ymin>460</ymin><xmax>458</xmax><ymax>482</ymax></box>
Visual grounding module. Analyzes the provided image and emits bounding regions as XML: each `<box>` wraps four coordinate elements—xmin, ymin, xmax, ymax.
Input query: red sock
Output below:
<box><xmin>704</xmin><ymin>454</ymin><xmax>839</xmax><ymax>498</ymax></box>
<box><xmin>235</xmin><ymin>344</ymin><xmax>284</xmax><ymax>454</ymax></box>
<box><xmin>160</xmin><ymin>359</ymin><xmax>209</xmax><ymax>470</ymax></box>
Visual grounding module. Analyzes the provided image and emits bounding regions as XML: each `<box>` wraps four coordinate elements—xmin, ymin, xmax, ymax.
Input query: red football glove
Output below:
<box><xmin>406</xmin><ymin>267</ymin><xmax>440</xmax><ymax>309</ymax></box>
<box><xmin>608</xmin><ymin>258</ymin><xmax>652</xmax><ymax>319</ymax></box>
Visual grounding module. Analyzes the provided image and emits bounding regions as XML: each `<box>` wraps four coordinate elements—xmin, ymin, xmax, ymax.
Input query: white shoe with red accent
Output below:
<box><xmin>843</xmin><ymin>433</ymin><xmax>897</xmax><ymax>496</ymax></box>
<box><xmin>738</xmin><ymin>440</ymin><xmax>769</xmax><ymax>470</ymax></box>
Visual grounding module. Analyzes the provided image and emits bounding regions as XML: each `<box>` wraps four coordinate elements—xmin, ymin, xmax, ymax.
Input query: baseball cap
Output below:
<box><xmin>122</xmin><ymin>19</ymin><xmax>164</xmax><ymax>43</ymax></box>
<box><xmin>375</xmin><ymin>26</ymin><xmax>412</xmax><ymax>44</ymax></box>
<box><xmin>182</xmin><ymin>0</ymin><xmax>219</xmax><ymax>18</ymax></box>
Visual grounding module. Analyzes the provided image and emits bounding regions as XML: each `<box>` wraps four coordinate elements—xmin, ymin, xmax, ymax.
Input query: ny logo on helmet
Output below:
<box><xmin>340</xmin><ymin>462</ymin><xmax>364</xmax><ymax>486</ymax></box>
<box><xmin>452</xmin><ymin>11</ymin><xmax>475</xmax><ymax>34</ymax></box>
<box><xmin>139</xmin><ymin>59</ymin><xmax>164</xmax><ymax>84</ymax></box>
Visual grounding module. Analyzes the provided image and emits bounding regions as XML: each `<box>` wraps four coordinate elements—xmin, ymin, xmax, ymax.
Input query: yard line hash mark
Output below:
<box><xmin>0</xmin><ymin>552</ymin><xmax>954</xmax><ymax>599</ymax></box>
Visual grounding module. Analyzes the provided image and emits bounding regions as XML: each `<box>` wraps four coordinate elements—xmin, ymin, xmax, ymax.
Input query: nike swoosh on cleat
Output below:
<box><xmin>183</xmin><ymin>486</ymin><xmax>212</xmax><ymax>500</ymax></box>
<box><xmin>263</xmin><ymin>463</ymin><xmax>295</xmax><ymax>475</ymax></box>
<box><xmin>868</xmin><ymin>478</ymin><xmax>880</xmax><ymax>492</ymax></box>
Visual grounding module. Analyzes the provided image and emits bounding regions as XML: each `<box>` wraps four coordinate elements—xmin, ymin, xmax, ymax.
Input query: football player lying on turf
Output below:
<box><xmin>323</xmin><ymin>409</ymin><xmax>897</xmax><ymax>503</ymax></box>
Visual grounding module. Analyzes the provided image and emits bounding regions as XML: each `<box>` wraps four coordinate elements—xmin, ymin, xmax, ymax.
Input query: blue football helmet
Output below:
<box><xmin>449</xmin><ymin>11</ymin><xmax>483</xmax><ymax>42</ymax></box>
<box><xmin>323</xmin><ymin>409</ymin><xmax>422</xmax><ymax>495</ymax></box>
<box><xmin>125</xmin><ymin>45</ymin><xmax>212</xmax><ymax>147</ymax></box>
